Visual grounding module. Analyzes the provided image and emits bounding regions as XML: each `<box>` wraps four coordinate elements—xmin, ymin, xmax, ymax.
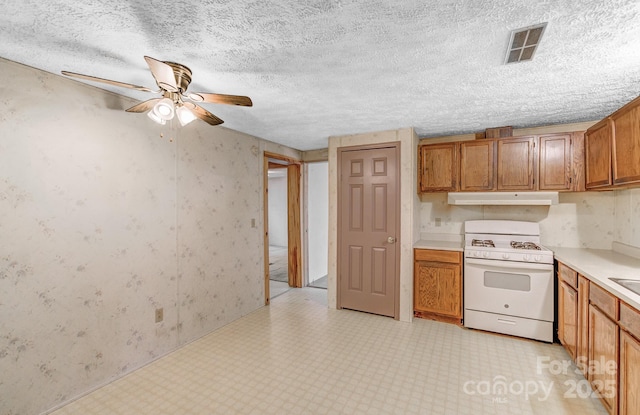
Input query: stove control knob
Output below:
<box><xmin>482</xmin><ymin>251</ymin><xmax>490</xmax><ymax>258</ymax></box>
<box><xmin>523</xmin><ymin>254</ymin><xmax>530</xmax><ymax>261</ymax></box>
<box><xmin>501</xmin><ymin>253</ymin><xmax>509</xmax><ymax>259</ymax></box>
<box><xmin>474</xmin><ymin>251</ymin><xmax>481</xmax><ymax>257</ymax></box>
<box><xmin>535</xmin><ymin>255</ymin><xmax>542</xmax><ymax>262</ymax></box>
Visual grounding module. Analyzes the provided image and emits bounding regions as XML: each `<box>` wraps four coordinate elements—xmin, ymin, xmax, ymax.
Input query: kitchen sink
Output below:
<box><xmin>609</xmin><ymin>278</ymin><xmax>640</xmax><ymax>296</ymax></box>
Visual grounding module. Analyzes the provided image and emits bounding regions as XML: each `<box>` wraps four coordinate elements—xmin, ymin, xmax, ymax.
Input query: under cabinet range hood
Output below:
<box><xmin>447</xmin><ymin>192</ymin><xmax>559</xmax><ymax>206</ymax></box>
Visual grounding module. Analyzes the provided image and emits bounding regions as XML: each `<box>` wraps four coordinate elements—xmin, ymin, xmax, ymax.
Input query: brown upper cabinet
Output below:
<box><xmin>537</xmin><ymin>132</ymin><xmax>586</xmax><ymax>192</ymax></box>
<box><xmin>585</xmin><ymin>118</ymin><xmax>614</xmax><ymax>189</ymax></box>
<box><xmin>611</xmin><ymin>96</ymin><xmax>640</xmax><ymax>186</ymax></box>
<box><xmin>497</xmin><ymin>136</ymin><xmax>536</xmax><ymax>190</ymax></box>
<box><xmin>459</xmin><ymin>140</ymin><xmax>496</xmax><ymax>191</ymax></box>
<box><xmin>586</xmin><ymin>95</ymin><xmax>640</xmax><ymax>190</ymax></box>
<box><xmin>418</xmin><ymin>132</ymin><xmax>585</xmax><ymax>194</ymax></box>
<box><xmin>539</xmin><ymin>133</ymin><xmax>572</xmax><ymax>191</ymax></box>
<box><xmin>418</xmin><ymin>142</ymin><xmax>458</xmax><ymax>192</ymax></box>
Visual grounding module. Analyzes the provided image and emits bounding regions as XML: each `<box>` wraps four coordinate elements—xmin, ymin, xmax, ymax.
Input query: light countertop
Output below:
<box><xmin>550</xmin><ymin>246</ymin><xmax>640</xmax><ymax>311</ymax></box>
<box><xmin>413</xmin><ymin>239</ymin><xmax>464</xmax><ymax>252</ymax></box>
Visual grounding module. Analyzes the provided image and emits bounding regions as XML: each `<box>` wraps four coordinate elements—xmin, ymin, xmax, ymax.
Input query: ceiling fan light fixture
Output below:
<box><xmin>176</xmin><ymin>105</ymin><xmax>197</xmax><ymax>126</ymax></box>
<box><xmin>153</xmin><ymin>97</ymin><xmax>175</xmax><ymax>120</ymax></box>
<box><xmin>147</xmin><ymin>110</ymin><xmax>166</xmax><ymax>125</ymax></box>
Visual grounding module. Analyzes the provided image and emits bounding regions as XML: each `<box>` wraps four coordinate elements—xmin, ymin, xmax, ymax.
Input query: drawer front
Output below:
<box><xmin>414</xmin><ymin>249</ymin><xmax>461</xmax><ymax>264</ymax></box>
<box><xmin>589</xmin><ymin>283</ymin><xmax>618</xmax><ymax>320</ymax></box>
<box><xmin>620</xmin><ymin>302</ymin><xmax>640</xmax><ymax>339</ymax></box>
<box><xmin>558</xmin><ymin>262</ymin><xmax>578</xmax><ymax>288</ymax></box>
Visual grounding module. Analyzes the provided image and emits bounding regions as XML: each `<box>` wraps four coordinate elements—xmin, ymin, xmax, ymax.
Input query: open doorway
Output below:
<box><xmin>306</xmin><ymin>161</ymin><xmax>328</xmax><ymax>289</ymax></box>
<box><xmin>263</xmin><ymin>152</ymin><xmax>302</xmax><ymax>304</ymax></box>
<box><xmin>267</xmin><ymin>163</ymin><xmax>290</xmax><ymax>299</ymax></box>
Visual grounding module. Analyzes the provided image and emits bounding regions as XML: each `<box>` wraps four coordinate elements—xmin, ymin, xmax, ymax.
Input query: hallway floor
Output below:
<box><xmin>268</xmin><ymin>245</ymin><xmax>288</xmax><ymax>283</ymax></box>
<box><xmin>52</xmin><ymin>288</ymin><xmax>606</xmax><ymax>415</ymax></box>
<box><xmin>268</xmin><ymin>245</ymin><xmax>291</xmax><ymax>299</ymax></box>
<box><xmin>309</xmin><ymin>274</ymin><xmax>328</xmax><ymax>289</ymax></box>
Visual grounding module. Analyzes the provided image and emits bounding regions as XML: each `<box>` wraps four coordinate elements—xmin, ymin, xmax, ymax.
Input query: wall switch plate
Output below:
<box><xmin>155</xmin><ymin>308</ymin><xmax>163</xmax><ymax>323</ymax></box>
<box><xmin>251</xmin><ymin>218</ymin><xmax>256</xmax><ymax>228</ymax></box>
<box><xmin>435</xmin><ymin>218</ymin><xmax>442</xmax><ymax>227</ymax></box>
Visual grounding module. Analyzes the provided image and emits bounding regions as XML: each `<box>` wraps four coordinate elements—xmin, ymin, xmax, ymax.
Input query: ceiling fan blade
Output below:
<box><xmin>188</xmin><ymin>92</ymin><xmax>253</xmax><ymax>107</ymax></box>
<box><xmin>144</xmin><ymin>56</ymin><xmax>178</xmax><ymax>93</ymax></box>
<box><xmin>125</xmin><ymin>98</ymin><xmax>162</xmax><ymax>113</ymax></box>
<box><xmin>184</xmin><ymin>102</ymin><xmax>224</xmax><ymax>125</ymax></box>
<box><xmin>61</xmin><ymin>71</ymin><xmax>158</xmax><ymax>93</ymax></box>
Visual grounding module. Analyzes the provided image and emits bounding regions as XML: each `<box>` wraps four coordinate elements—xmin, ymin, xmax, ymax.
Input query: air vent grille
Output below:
<box><xmin>505</xmin><ymin>23</ymin><xmax>547</xmax><ymax>64</ymax></box>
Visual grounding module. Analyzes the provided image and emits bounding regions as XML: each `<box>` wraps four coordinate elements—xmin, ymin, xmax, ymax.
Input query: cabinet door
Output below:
<box><xmin>589</xmin><ymin>304</ymin><xmax>619</xmax><ymax>414</ymax></box>
<box><xmin>539</xmin><ymin>133</ymin><xmax>572</xmax><ymax>190</ymax></box>
<box><xmin>497</xmin><ymin>136</ymin><xmax>536</xmax><ymax>190</ymax></box>
<box><xmin>414</xmin><ymin>261</ymin><xmax>461</xmax><ymax>318</ymax></box>
<box><xmin>577</xmin><ymin>275</ymin><xmax>590</xmax><ymax>376</ymax></box>
<box><xmin>611</xmin><ymin>97</ymin><xmax>640</xmax><ymax>185</ymax></box>
<box><xmin>418</xmin><ymin>143</ymin><xmax>458</xmax><ymax>192</ymax></box>
<box><xmin>571</xmin><ymin>131</ymin><xmax>587</xmax><ymax>192</ymax></box>
<box><xmin>620</xmin><ymin>330</ymin><xmax>640</xmax><ymax>415</ymax></box>
<box><xmin>460</xmin><ymin>140</ymin><xmax>495</xmax><ymax>191</ymax></box>
<box><xmin>558</xmin><ymin>281</ymin><xmax>578</xmax><ymax>360</ymax></box>
<box><xmin>585</xmin><ymin>118</ymin><xmax>613</xmax><ymax>189</ymax></box>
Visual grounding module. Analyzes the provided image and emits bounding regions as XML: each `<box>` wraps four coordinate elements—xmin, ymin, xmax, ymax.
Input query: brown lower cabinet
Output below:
<box><xmin>557</xmin><ymin>260</ymin><xmax>640</xmax><ymax>415</ymax></box>
<box><xmin>413</xmin><ymin>249</ymin><xmax>462</xmax><ymax>324</ymax></box>
<box><xmin>588</xmin><ymin>304</ymin><xmax>619</xmax><ymax>414</ymax></box>
<box><xmin>620</xmin><ymin>302</ymin><xmax>640</xmax><ymax>415</ymax></box>
<box><xmin>558</xmin><ymin>280</ymin><xmax>578</xmax><ymax>359</ymax></box>
<box><xmin>619</xmin><ymin>331</ymin><xmax>640</xmax><ymax>415</ymax></box>
<box><xmin>577</xmin><ymin>276</ymin><xmax>590</xmax><ymax>376</ymax></box>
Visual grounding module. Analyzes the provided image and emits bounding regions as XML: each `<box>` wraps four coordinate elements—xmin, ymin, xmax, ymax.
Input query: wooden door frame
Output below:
<box><xmin>336</xmin><ymin>141</ymin><xmax>401</xmax><ymax>319</ymax></box>
<box><xmin>263</xmin><ymin>152</ymin><xmax>303</xmax><ymax>305</ymax></box>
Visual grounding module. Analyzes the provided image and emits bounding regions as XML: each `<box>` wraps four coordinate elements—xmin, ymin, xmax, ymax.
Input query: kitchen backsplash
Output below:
<box><xmin>420</xmin><ymin>190</ymin><xmax>640</xmax><ymax>249</ymax></box>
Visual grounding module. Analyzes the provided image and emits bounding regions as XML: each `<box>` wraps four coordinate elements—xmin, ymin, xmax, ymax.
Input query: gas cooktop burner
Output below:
<box><xmin>510</xmin><ymin>241</ymin><xmax>542</xmax><ymax>250</ymax></box>
<box><xmin>472</xmin><ymin>239</ymin><xmax>495</xmax><ymax>247</ymax></box>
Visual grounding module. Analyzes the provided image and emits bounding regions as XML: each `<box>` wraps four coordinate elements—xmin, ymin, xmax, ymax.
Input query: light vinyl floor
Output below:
<box><xmin>52</xmin><ymin>288</ymin><xmax>606</xmax><ymax>415</ymax></box>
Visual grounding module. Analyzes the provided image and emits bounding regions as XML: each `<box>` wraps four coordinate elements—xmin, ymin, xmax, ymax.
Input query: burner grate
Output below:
<box><xmin>472</xmin><ymin>239</ymin><xmax>495</xmax><ymax>247</ymax></box>
<box><xmin>510</xmin><ymin>241</ymin><xmax>542</xmax><ymax>250</ymax></box>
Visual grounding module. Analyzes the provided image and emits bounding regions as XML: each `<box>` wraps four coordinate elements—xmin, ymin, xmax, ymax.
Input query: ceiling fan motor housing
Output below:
<box><xmin>164</xmin><ymin>61</ymin><xmax>192</xmax><ymax>93</ymax></box>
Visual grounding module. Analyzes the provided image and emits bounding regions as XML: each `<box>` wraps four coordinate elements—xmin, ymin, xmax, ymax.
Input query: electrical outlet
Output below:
<box><xmin>251</xmin><ymin>218</ymin><xmax>256</xmax><ymax>228</ymax></box>
<box><xmin>155</xmin><ymin>308</ymin><xmax>163</xmax><ymax>323</ymax></box>
<box><xmin>435</xmin><ymin>218</ymin><xmax>442</xmax><ymax>227</ymax></box>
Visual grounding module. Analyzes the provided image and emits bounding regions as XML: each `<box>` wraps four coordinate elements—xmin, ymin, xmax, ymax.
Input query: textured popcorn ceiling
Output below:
<box><xmin>1</xmin><ymin>0</ymin><xmax>639</xmax><ymax>150</ymax></box>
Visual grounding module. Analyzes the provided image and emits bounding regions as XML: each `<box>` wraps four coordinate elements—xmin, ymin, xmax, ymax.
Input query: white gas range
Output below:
<box><xmin>463</xmin><ymin>220</ymin><xmax>554</xmax><ymax>342</ymax></box>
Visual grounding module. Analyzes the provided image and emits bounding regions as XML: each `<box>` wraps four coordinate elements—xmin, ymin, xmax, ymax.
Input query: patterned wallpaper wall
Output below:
<box><xmin>0</xmin><ymin>59</ymin><xmax>299</xmax><ymax>415</ymax></box>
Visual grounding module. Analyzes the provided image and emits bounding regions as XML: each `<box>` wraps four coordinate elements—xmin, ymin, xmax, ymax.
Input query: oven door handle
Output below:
<box><xmin>464</xmin><ymin>257</ymin><xmax>553</xmax><ymax>271</ymax></box>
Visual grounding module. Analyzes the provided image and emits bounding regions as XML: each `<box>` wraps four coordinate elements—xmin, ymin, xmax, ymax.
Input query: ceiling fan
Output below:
<box><xmin>61</xmin><ymin>56</ymin><xmax>252</xmax><ymax>126</ymax></box>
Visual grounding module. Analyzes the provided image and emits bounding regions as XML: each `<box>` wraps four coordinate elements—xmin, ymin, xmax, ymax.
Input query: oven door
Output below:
<box><xmin>464</xmin><ymin>257</ymin><xmax>554</xmax><ymax>321</ymax></box>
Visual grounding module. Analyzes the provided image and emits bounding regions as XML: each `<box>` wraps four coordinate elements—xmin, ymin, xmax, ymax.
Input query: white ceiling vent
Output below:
<box><xmin>505</xmin><ymin>23</ymin><xmax>547</xmax><ymax>64</ymax></box>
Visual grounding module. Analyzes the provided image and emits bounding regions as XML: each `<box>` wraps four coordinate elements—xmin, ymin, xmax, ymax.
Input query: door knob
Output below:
<box><xmin>387</xmin><ymin>236</ymin><xmax>397</xmax><ymax>244</ymax></box>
